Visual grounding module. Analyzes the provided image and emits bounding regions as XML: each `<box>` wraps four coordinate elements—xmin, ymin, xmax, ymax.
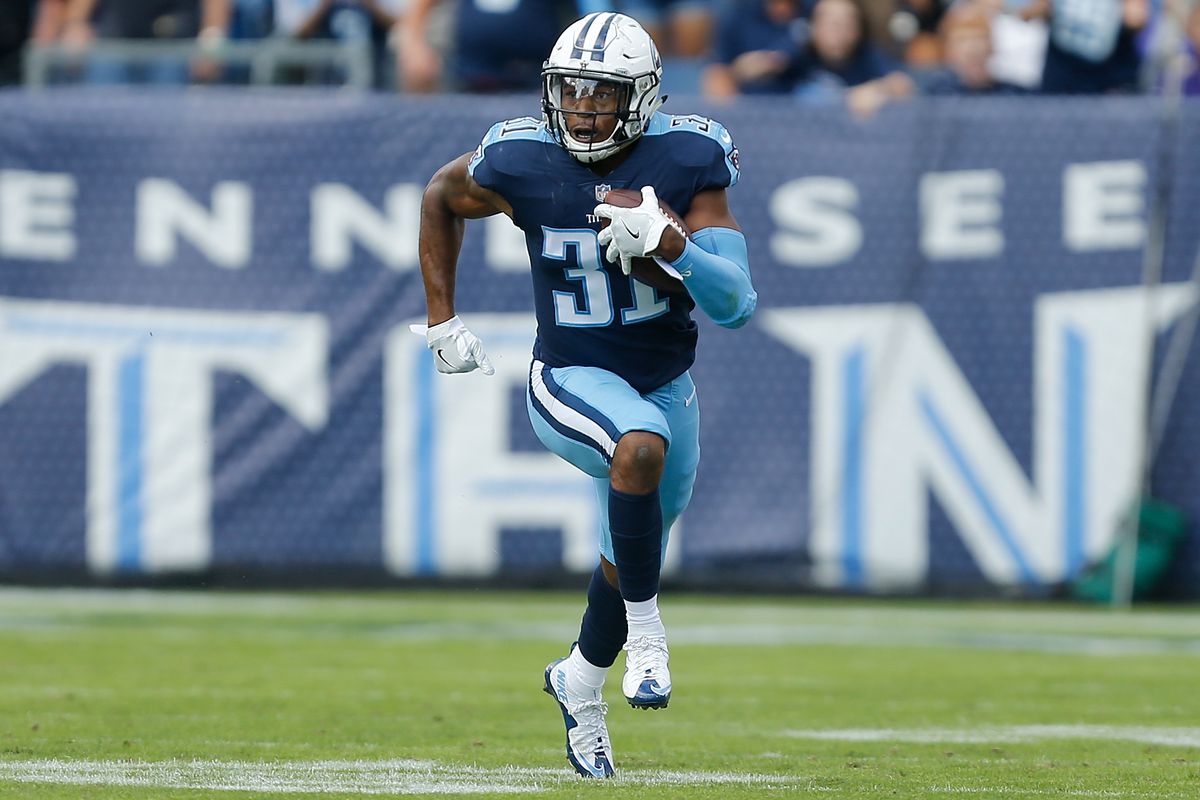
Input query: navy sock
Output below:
<box><xmin>608</xmin><ymin>487</ymin><xmax>663</xmax><ymax>603</ymax></box>
<box><xmin>576</xmin><ymin>565</ymin><xmax>627</xmax><ymax>668</ymax></box>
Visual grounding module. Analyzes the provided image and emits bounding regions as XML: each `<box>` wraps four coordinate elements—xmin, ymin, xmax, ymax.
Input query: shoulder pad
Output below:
<box><xmin>649</xmin><ymin>113</ymin><xmax>740</xmax><ymax>187</ymax></box>
<box><xmin>468</xmin><ymin>117</ymin><xmax>554</xmax><ymax>178</ymax></box>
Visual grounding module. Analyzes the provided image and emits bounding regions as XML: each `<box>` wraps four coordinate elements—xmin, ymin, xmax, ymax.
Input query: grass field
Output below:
<box><xmin>1</xmin><ymin>589</ymin><xmax>1198</xmax><ymax>799</ymax></box>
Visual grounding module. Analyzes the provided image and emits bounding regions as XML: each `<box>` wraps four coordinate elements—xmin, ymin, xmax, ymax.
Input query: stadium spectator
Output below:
<box><xmin>975</xmin><ymin>0</ymin><xmax>1047</xmax><ymax>90</ymax></box>
<box><xmin>276</xmin><ymin>0</ymin><xmax>400</xmax><ymax>87</ymax></box>
<box><xmin>2</xmin><ymin>0</ymin><xmax>69</xmax><ymax>85</ymax></box>
<box><xmin>397</xmin><ymin>0</ymin><xmax>614</xmax><ymax>94</ymax></box>
<box><xmin>279</xmin><ymin>0</ymin><xmax>397</xmax><ymax>43</ymax></box>
<box><xmin>1</xmin><ymin>1</ymin><xmax>35</xmax><ymax>84</ymax></box>
<box><xmin>701</xmin><ymin>0</ymin><xmax>810</xmax><ymax>98</ymax></box>
<box><xmin>227</xmin><ymin>0</ymin><xmax>273</xmax><ymax>40</ymax></box>
<box><xmin>1138</xmin><ymin>0</ymin><xmax>1200</xmax><ymax>95</ymax></box>
<box><xmin>788</xmin><ymin>0</ymin><xmax>914</xmax><ymax>115</ymax></box>
<box><xmin>59</xmin><ymin>0</ymin><xmax>231</xmax><ymax>84</ymax></box>
<box><xmin>1027</xmin><ymin>0</ymin><xmax>1148</xmax><ymax>93</ymax></box>
<box><xmin>912</xmin><ymin>1</ymin><xmax>1027</xmax><ymax>93</ymax></box>
<box><xmin>1187</xmin><ymin>0</ymin><xmax>1200</xmax><ymax>93</ymax></box>
<box><xmin>895</xmin><ymin>0</ymin><xmax>1046</xmax><ymax>87</ymax></box>
<box><xmin>618</xmin><ymin>0</ymin><xmax>714</xmax><ymax>57</ymax></box>
<box><xmin>889</xmin><ymin>0</ymin><xmax>953</xmax><ymax>67</ymax></box>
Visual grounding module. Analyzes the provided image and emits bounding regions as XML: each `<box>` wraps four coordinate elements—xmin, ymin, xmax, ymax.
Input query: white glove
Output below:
<box><xmin>408</xmin><ymin>315</ymin><xmax>495</xmax><ymax>375</ymax></box>
<box><xmin>595</xmin><ymin>186</ymin><xmax>673</xmax><ymax>275</ymax></box>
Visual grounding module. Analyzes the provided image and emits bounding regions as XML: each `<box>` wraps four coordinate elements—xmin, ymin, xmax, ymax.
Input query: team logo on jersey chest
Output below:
<box><xmin>595</xmin><ymin>184</ymin><xmax>611</xmax><ymax>202</ymax></box>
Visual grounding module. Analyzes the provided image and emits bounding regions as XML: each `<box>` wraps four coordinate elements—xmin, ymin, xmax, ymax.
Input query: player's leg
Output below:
<box><xmin>549</xmin><ymin>387</ymin><xmax>673</xmax><ymax>709</ymax></box>
<box><xmin>608</xmin><ymin>426</ymin><xmax>668</xmax><ymax>640</ymax></box>
<box><xmin>606</xmin><ymin>430</ymin><xmax>673</xmax><ymax>709</ymax></box>
<box><xmin>609</xmin><ymin>370</ymin><xmax>699</xmax><ymax>708</ymax></box>
<box><xmin>578</xmin><ymin>559</ymin><xmax>627</xmax><ymax>685</ymax></box>
<box><xmin>655</xmin><ymin>370</ymin><xmax>700</xmax><ymax>539</ymax></box>
<box><xmin>586</xmin><ymin>373</ymin><xmax>696</xmax><ymax>676</ymax></box>
<box><xmin>527</xmin><ymin>360</ymin><xmax>671</xmax><ymax>774</ymax></box>
<box><xmin>528</xmin><ymin>359</ymin><xmax>672</xmax><ymax>673</ymax></box>
<box><xmin>589</xmin><ymin>370</ymin><xmax>699</xmax><ymax>579</ymax></box>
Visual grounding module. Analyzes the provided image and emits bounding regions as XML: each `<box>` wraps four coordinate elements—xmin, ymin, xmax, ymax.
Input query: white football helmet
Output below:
<box><xmin>542</xmin><ymin>13</ymin><xmax>665</xmax><ymax>164</ymax></box>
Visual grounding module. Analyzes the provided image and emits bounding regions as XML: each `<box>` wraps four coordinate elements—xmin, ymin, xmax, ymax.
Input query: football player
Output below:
<box><xmin>412</xmin><ymin>12</ymin><xmax>756</xmax><ymax>778</ymax></box>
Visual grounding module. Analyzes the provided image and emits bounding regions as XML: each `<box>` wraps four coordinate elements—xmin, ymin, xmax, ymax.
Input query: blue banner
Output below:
<box><xmin>0</xmin><ymin>89</ymin><xmax>1196</xmax><ymax>596</ymax></box>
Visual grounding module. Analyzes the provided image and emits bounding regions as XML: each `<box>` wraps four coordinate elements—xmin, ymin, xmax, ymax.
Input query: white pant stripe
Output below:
<box><xmin>529</xmin><ymin>360</ymin><xmax>618</xmax><ymax>460</ymax></box>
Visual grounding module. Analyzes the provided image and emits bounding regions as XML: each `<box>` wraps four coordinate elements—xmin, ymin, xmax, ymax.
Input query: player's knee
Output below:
<box><xmin>610</xmin><ymin>431</ymin><xmax>666</xmax><ymax>493</ymax></box>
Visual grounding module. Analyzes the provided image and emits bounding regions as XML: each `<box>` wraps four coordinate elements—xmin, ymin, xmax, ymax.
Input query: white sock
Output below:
<box><xmin>625</xmin><ymin>596</ymin><xmax>665</xmax><ymax>638</ymax></box>
<box><xmin>567</xmin><ymin>645</ymin><xmax>609</xmax><ymax>694</ymax></box>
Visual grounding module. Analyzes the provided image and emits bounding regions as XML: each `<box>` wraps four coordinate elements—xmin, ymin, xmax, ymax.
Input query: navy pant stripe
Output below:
<box><xmin>538</xmin><ymin>364</ymin><xmax>623</xmax><ymax>445</ymax></box>
<box><xmin>529</xmin><ymin>361</ymin><xmax>617</xmax><ymax>464</ymax></box>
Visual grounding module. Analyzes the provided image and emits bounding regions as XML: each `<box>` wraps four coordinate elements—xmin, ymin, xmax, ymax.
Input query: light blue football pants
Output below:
<box><xmin>525</xmin><ymin>359</ymin><xmax>700</xmax><ymax>564</ymax></box>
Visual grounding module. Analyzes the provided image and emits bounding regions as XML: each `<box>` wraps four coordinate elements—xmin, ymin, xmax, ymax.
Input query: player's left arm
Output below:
<box><xmin>657</xmin><ymin>188</ymin><xmax>757</xmax><ymax>330</ymax></box>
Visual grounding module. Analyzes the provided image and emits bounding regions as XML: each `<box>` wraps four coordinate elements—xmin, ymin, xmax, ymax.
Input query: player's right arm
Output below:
<box><xmin>419</xmin><ymin>152</ymin><xmax>511</xmax><ymax>326</ymax></box>
<box><xmin>413</xmin><ymin>152</ymin><xmax>512</xmax><ymax>376</ymax></box>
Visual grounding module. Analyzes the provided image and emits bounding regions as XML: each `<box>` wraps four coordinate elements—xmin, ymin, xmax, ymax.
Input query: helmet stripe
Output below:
<box><xmin>570</xmin><ymin>12</ymin><xmax>618</xmax><ymax>63</ymax></box>
<box><xmin>570</xmin><ymin>13</ymin><xmax>603</xmax><ymax>60</ymax></box>
<box><xmin>589</xmin><ymin>13</ymin><xmax>618</xmax><ymax>61</ymax></box>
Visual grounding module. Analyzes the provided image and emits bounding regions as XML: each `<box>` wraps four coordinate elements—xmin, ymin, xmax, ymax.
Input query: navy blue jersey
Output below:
<box><xmin>468</xmin><ymin>111</ymin><xmax>740</xmax><ymax>394</ymax></box>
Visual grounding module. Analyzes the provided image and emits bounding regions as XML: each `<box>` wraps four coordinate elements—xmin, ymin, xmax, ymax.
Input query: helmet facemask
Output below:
<box><xmin>543</xmin><ymin>72</ymin><xmax>642</xmax><ymax>163</ymax></box>
<box><xmin>541</xmin><ymin>13</ymin><xmax>665</xmax><ymax>164</ymax></box>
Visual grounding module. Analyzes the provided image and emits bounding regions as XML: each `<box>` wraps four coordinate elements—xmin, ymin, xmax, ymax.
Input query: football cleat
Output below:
<box><xmin>622</xmin><ymin>634</ymin><xmax>672</xmax><ymax>709</ymax></box>
<box><xmin>542</xmin><ymin>656</ymin><xmax>615</xmax><ymax>778</ymax></box>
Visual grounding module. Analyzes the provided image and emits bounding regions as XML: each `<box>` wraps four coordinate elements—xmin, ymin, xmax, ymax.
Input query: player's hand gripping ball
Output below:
<box><xmin>595</xmin><ymin>186</ymin><xmax>690</xmax><ymax>294</ymax></box>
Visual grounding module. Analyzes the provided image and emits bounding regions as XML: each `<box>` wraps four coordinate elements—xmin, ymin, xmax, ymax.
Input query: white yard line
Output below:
<box><xmin>0</xmin><ymin>758</ymin><xmax>804</xmax><ymax>795</ymax></box>
<box><xmin>925</xmin><ymin>786</ymin><xmax>1153</xmax><ymax>798</ymax></box>
<box><xmin>783</xmin><ymin>724</ymin><xmax>1200</xmax><ymax>748</ymax></box>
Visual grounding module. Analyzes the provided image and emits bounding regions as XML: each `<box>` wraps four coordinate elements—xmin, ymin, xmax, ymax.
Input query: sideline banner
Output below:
<box><xmin>0</xmin><ymin>90</ymin><xmax>1196</xmax><ymax>596</ymax></box>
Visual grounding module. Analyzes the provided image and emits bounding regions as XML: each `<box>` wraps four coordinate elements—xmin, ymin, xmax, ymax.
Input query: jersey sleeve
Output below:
<box><xmin>707</xmin><ymin>119</ymin><xmax>741</xmax><ymax>190</ymax></box>
<box><xmin>664</xmin><ymin>114</ymin><xmax>741</xmax><ymax>193</ymax></box>
<box><xmin>466</xmin><ymin>116</ymin><xmax>545</xmax><ymax>198</ymax></box>
<box><xmin>466</xmin><ymin>121</ymin><xmax>507</xmax><ymax>195</ymax></box>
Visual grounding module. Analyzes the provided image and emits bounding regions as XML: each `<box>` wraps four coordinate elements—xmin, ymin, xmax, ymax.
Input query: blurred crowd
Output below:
<box><xmin>2</xmin><ymin>0</ymin><xmax>1199</xmax><ymax>106</ymax></box>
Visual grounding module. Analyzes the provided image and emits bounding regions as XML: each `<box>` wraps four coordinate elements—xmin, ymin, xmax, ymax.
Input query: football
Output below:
<box><xmin>599</xmin><ymin>188</ymin><xmax>689</xmax><ymax>295</ymax></box>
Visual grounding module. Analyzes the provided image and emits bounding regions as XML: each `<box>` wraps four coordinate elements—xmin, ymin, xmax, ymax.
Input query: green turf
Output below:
<box><xmin>1</xmin><ymin>589</ymin><xmax>1198</xmax><ymax>799</ymax></box>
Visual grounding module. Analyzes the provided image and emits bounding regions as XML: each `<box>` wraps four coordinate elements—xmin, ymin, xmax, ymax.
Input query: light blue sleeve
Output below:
<box><xmin>670</xmin><ymin>227</ymin><xmax>756</xmax><ymax>329</ymax></box>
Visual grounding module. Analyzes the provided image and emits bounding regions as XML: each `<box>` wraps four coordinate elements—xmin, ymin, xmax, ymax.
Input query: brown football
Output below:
<box><xmin>599</xmin><ymin>188</ymin><xmax>689</xmax><ymax>295</ymax></box>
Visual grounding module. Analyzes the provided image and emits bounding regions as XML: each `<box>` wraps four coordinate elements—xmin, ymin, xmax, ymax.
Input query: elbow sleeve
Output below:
<box><xmin>666</xmin><ymin>227</ymin><xmax>757</xmax><ymax>329</ymax></box>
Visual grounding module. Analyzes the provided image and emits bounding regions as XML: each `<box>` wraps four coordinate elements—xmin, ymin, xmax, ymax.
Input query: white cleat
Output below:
<box><xmin>622</xmin><ymin>635</ymin><xmax>672</xmax><ymax>709</ymax></box>
<box><xmin>542</xmin><ymin>655</ymin><xmax>615</xmax><ymax>778</ymax></box>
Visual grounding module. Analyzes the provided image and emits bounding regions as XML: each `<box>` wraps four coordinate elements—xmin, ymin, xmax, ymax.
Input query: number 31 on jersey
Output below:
<box><xmin>542</xmin><ymin>227</ymin><xmax>670</xmax><ymax>327</ymax></box>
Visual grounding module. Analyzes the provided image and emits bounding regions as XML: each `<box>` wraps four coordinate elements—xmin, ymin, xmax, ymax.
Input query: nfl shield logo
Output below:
<box><xmin>595</xmin><ymin>184</ymin><xmax>611</xmax><ymax>202</ymax></box>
